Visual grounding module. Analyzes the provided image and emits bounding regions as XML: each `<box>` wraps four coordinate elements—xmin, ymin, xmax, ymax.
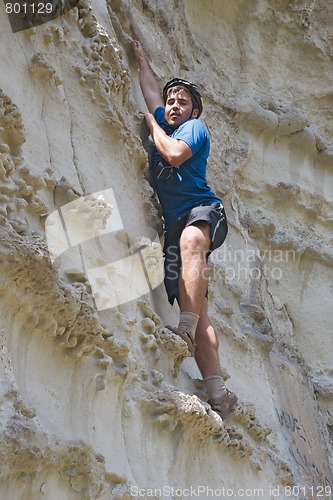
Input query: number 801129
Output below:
<box><xmin>5</xmin><ymin>2</ymin><xmax>53</xmax><ymax>14</ymax></box>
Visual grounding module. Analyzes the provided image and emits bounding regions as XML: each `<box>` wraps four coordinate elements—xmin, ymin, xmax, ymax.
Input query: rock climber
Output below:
<box><xmin>132</xmin><ymin>40</ymin><xmax>237</xmax><ymax>420</ymax></box>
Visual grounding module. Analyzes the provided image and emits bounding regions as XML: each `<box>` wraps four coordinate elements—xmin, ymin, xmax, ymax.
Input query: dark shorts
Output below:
<box><xmin>163</xmin><ymin>202</ymin><xmax>228</xmax><ymax>304</ymax></box>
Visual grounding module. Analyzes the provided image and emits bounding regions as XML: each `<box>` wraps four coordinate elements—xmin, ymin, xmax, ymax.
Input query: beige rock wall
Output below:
<box><xmin>0</xmin><ymin>0</ymin><xmax>332</xmax><ymax>498</ymax></box>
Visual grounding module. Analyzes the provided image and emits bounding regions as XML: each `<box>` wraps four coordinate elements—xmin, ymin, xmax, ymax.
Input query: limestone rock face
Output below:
<box><xmin>0</xmin><ymin>0</ymin><xmax>332</xmax><ymax>498</ymax></box>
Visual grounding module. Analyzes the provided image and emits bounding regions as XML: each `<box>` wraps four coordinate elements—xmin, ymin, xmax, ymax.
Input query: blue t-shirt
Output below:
<box><xmin>150</xmin><ymin>107</ymin><xmax>222</xmax><ymax>229</ymax></box>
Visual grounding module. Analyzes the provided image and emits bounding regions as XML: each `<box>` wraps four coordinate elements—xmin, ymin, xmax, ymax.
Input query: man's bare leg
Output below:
<box><xmin>177</xmin><ymin>225</ymin><xmax>238</xmax><ymax>419</ymax></box>
<box><xmin>178</xmin><ymin>221</ymin><xmax>211</xmax><ymax>315</ymax></box>
<box><xmin>166</xmin><ymin>221</ymin><xmax>211</xmax><ymax>353</ymax></box>
<box><xmin>194</xmin><ymin>297</ymin><xmax>222</xmax><ymax>378</ymax></box>
<box><xmin>195</xmin><ymin>297</ymin><xmax>238</xmax><ymax>418</ymax></box>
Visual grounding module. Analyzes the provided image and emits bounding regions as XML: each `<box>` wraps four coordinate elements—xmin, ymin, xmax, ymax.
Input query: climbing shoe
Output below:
<box><xmin>165</xmin><ymin>325</ymin><xmax>196</xmax><ymax>357</ymax></box>
<box><xmin>208</xmin><ymin>389</ymin><xmax>238</xmax><ymax>420</ymax></box>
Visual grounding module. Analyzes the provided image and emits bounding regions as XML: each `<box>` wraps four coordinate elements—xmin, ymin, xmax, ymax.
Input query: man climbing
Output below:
<box><xmin>132</xmin><ymin>40</ymin><xmax>237</xmax><ymax>420</ymax></box>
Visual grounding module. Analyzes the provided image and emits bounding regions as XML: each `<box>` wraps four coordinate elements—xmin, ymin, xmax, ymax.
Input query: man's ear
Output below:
<box><xmin>191</xmin><ymin>108</ymin><xmax>199</xmax><ymax>118</ymax></box>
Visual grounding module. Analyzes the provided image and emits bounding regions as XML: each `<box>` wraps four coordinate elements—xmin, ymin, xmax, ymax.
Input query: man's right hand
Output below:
<box><xmin>132</xmin><ymin>39</ymin><xmax>164</xmax><ymax>114</ymax></box>
<box><xmin>132</xmin><ymin>40</ymin><xmax>146</xmax><ymax>66</ymax></box>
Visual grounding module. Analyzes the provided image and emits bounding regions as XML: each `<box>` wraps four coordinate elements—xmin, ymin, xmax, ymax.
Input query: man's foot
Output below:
<box><xmin>165</xmin><ymin>325</ymin><xmax>196</xmax><ymax>357</ymax></box>
<box><xmin>208</xmin><ymin>388</ymin><xmax>238</xmax><ymax>420</ymax></box>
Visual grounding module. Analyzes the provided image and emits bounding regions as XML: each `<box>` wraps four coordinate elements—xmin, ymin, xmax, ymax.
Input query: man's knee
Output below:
<box><xmin>180</xmin><ymin>224</ymin><xmax>210</xmax><ymax>256</ymax></box>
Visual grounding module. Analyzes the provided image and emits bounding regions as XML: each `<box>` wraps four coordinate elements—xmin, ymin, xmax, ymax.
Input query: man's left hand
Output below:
<box><xmin>144</xmin><ymin>112</ymin><xmax>154</xmax><ymax>132</ymax></box>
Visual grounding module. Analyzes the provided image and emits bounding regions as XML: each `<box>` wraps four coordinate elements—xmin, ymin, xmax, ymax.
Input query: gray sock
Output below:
<box><xmin>178</xmin><ymin>311</ymin><xmax>199</xmax><ymax>340</ymax></box>
<box><xmin>204</xmin><ymin>375</ymin><xmax>226</xmax><ymax>400</ymax></box>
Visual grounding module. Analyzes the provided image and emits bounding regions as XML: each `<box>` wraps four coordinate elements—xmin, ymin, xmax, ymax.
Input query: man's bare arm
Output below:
<box><xmin>144</xmin><ymin>112</ymin><xmax>192</xmax><ymax>166</ymax></box>
<box><xmin>132</xmin><ymin>40</ymin><xmax>164</xmax><ymax>114</ymax></box>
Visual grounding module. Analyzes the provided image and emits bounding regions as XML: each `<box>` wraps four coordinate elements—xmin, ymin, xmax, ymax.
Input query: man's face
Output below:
<box><xmin>164</xmin><ymin>87</ymin><xmax>199</xmax><ymax>129</ymax></box>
